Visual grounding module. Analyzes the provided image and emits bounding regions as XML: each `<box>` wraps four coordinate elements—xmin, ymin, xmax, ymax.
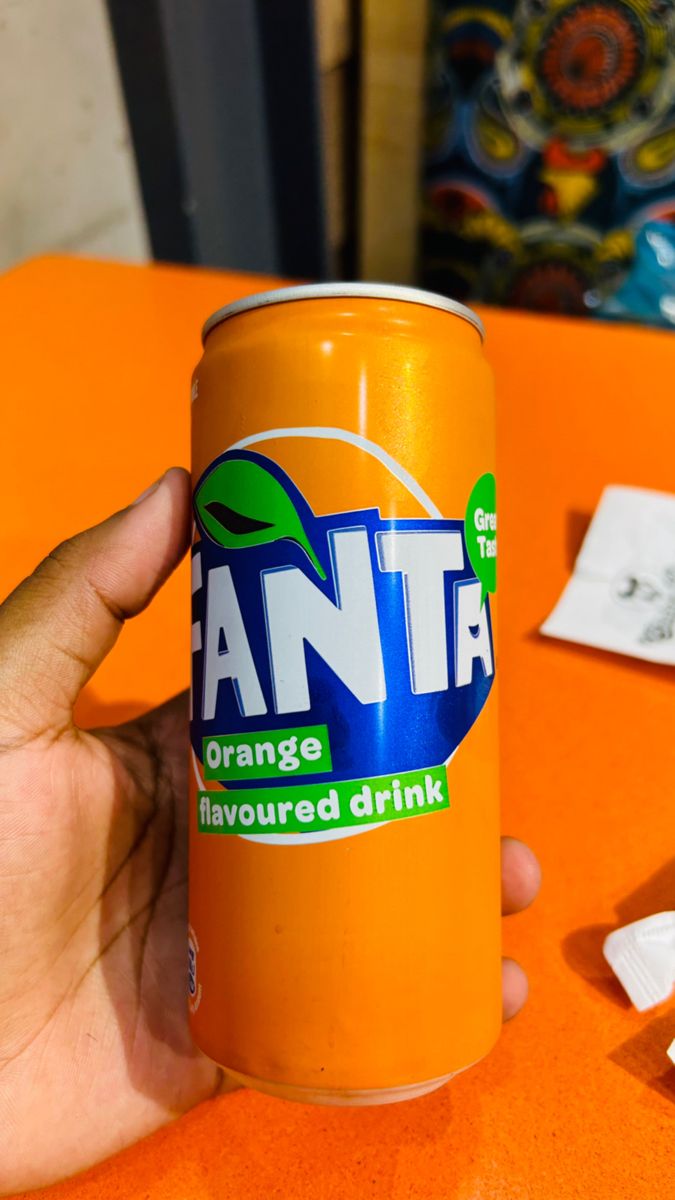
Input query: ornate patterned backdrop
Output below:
<box><xmin>421</xmin><ymin>0</ymin><xmax>675</xmax><ymax>316</ymax></box>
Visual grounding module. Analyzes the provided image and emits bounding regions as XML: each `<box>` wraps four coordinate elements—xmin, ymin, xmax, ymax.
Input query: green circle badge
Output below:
<box><xmin>465</xmin><ymin>472</ymin><xmax>497</xmax><ymax>608</ymax></box>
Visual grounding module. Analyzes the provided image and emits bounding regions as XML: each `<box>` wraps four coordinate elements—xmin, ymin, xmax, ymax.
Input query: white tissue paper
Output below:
<box><xmin>541</xmin><ymin>485</ymin><xmax>675</xmax><ymax>664</ymax></box>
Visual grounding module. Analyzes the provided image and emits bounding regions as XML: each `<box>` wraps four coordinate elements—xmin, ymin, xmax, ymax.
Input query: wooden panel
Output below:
<box><xmin>315</xmin><ymin>0</ymin><xmax>352</xmax><ymax>70</ymax></box>
<box><xmin>314</xmin><ymin>0</ymin><xmax>355</xmax><ymax>273</ymax></box>
<box><xmin>320</xmin><ymin>64</ymin><xmax>348</xmax><ymax>260</ymax></box>
<box><xmin>358</xmin><ymin>0</ymin><xmax>427</xmax><ymax>283</ymax></box>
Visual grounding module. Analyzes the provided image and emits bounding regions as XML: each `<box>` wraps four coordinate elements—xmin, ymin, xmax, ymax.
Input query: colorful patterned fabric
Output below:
<box><xmin>421</xmin><ymin>0</ymin><xmax>675</xmax><ymax>316</ymax></box>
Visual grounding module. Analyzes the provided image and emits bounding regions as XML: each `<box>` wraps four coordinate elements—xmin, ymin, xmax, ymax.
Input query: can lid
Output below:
<box><xmin>202</xmin><ymin>282</ymin><xmax>485</xmax><ymax>344</ymax></box>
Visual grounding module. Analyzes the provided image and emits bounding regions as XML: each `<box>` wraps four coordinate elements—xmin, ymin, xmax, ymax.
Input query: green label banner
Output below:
<box><xmin>198</xmin><ymin>765</ymin><xmax>449</xmax><ymax>836</ymax></box>
<box><xmin>202</xmin><ymin>724</ymin><xmax>332</xmax><ymax>782</ymax></box>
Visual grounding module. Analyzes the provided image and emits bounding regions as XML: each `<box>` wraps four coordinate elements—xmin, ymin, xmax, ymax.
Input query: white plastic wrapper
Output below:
<box><xmin>603</xmin><ymin>913</ymin><xmax>675</xmax><ymax>1011</ymax></box>
<box><xmin>541</xmin><ymin>486</ymin><xmax>675</xmax><ymax>664</ymax></box>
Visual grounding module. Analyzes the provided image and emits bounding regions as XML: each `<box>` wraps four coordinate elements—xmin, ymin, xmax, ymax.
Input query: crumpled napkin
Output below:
<box><xmin>541</xmin><ymin>485</ymin><xmax>675</xmax><ymax>665</ymax></box>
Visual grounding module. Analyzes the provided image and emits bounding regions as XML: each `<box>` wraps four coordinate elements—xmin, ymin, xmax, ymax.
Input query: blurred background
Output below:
<box><xmin>3</xmin><ymin>0</ymin><xmax>675</xmax><ymax>321</ymax></box>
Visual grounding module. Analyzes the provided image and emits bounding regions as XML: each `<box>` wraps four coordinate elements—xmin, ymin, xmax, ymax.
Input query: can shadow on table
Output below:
<box><xmin>562</xmin><ymin>857</ymin><xmax>675</xmax><ymax>1102</ymax></box>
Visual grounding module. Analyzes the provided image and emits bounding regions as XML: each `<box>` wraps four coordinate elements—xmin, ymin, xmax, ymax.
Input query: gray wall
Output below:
<box><xmin>0</xmin><ymin>0</ymin><xmax>148</xmax><ymax>271</ymax></box>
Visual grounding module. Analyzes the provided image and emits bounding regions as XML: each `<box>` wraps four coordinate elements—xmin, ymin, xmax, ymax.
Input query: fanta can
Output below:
<box><xmin>189</xmin><ymin>283</ymin><xmax>499</xmax><ymax>1103</ymax></box>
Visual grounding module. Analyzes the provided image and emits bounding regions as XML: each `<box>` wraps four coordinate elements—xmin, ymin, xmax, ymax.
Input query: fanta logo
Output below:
<box><xmin>187</xmin><ymin>926</ymin><xmax>202</xmax><ymax>1012</ymax></box>
<box><xmin>191</xmin><ymin>450</ymin><xmax>495</xmax><ymax>788</ymax></box>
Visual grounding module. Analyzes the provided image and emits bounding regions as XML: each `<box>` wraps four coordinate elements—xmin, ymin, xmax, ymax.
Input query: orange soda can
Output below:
<box><xmin>189</xmin><ymin>283</ymin><xmax>500</xmax><ymax>1104</ymax></box>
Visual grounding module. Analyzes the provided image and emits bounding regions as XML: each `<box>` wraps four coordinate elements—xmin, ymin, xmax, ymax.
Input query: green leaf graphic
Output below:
<box><xmin>195</xmin><ymin>458</ymin><xmax>326</xmax><ymax>580</ymax></box>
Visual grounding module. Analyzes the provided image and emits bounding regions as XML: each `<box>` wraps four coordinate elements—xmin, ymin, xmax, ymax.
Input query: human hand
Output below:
<box><xmin>0</xmin><ymin>468</ymin><xmax>539</xmax><ymax>1193</ymax></box>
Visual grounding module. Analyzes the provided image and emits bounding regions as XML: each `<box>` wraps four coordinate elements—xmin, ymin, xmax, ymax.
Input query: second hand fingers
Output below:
<box><xmin>502</xmin><ymin>957</ymin><xmax>528</xmax><ymax>1021</ymax></box>
<box><xmin>501</xmin><ymin>836</ymin><xmax>541</xmax><ymax>916</ymax></box>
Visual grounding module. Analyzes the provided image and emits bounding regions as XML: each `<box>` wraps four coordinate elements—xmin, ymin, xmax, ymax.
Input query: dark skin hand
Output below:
<box><xmin>0</xmin><ymin>468</ymin><xmax>540</xmax><ymax>1193</ymax></box>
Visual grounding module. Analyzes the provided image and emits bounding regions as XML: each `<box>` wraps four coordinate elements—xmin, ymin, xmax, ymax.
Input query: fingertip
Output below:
<box><xmin>158</xmin><ymin>463</ymin><xmax>189</xmax><ymax>535</ymax></box>
<box><xmin>131</xmin><ymin>466</ymin><xmax>190</xmax><ymax>509</ymax></box>
<box><xmin>502</xmin><ymin>957</ymin><xmax>528</xmax><ymax>1021</ymax></box>
<box><xmin>159</xmin><ymin>464</ymin><xmax>192</xmax><ymax>495</ymax></box>
<box><xmin>127</xmin><ymin>466</ymin><xmax>192</xmax><ymax>579</ymax></box>
<box><xmin>501</xmin><ymin>836</ymin><xmax>541</xmax><ymax>915</ymax></box>
<box><xmin>162</xmin><ymin>466</ymin><xmax>192</xmax><ymax>545</ymax></box>
<box><xmin>148</xmin><ymin>466</ymin><xmax>192</xmax><ymax>527</ymax></box>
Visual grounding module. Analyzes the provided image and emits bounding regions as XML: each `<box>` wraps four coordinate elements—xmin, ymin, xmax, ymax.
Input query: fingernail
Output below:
<box><xmin>132</xmin><ymin>473</ymin><xmax>164</xmax><ymax>506</ymax></box>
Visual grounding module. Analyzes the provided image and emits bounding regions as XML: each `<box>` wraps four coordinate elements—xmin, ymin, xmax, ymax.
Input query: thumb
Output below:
<box><xmin>0</xmin><ymin>467</ymin><xmax>191</xmax><ymax>745</ymax></box>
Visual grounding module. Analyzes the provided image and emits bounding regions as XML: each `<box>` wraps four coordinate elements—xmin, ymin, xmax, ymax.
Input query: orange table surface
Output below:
<box><xmin>2</xmin><ymin>256</ymin><xmax>675</xmax><ymax>1199</ymax></box>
